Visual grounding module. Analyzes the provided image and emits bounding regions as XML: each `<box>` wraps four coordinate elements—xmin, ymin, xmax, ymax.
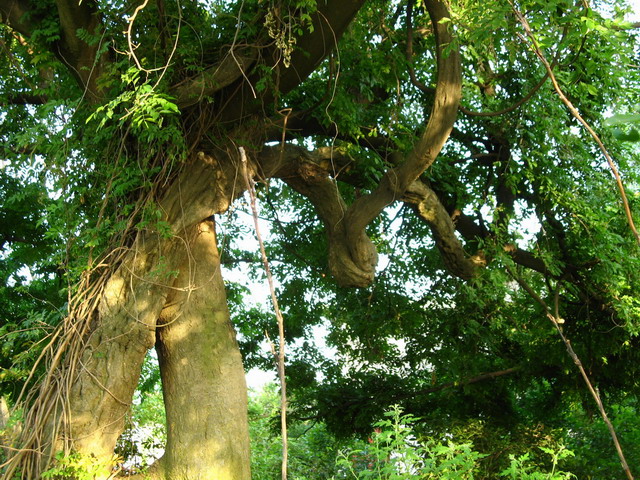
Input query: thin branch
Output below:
<box><xmin>458</xmin><ymin>73</ymin><xmax>549</xmax><ymax>117</ymax></box>
<box><xmin>126</xmin><ymin>0</ymin><xmax>151</xmax><ymax>71</ymax></box>
<box><xmin>412</xmin><ymin>367</ymin><xmax>520</xmax><ymax>397</ymax></box>
<box><xmin>511</xmin><ymin>4</ymin><xmax>640</xmax><ymax>246</ymax></box>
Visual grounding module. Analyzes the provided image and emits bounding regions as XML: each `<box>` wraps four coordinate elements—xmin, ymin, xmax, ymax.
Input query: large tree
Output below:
<box><xmin>0</xmin><ymin>0</ymin><xmax>639</xmax><ymax>479</ymax></box>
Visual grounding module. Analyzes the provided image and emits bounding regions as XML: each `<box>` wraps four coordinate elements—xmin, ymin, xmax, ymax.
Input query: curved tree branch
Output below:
<box><xmin>0</xmin><ymin>0</ymin><xmax>109</xmax><ymax>101</ymax></box>
<box><xmin>345</xmin><ymin>0</ymin><xmax>461</xmax><ymax>230</ymax></box>
<box><xmin>215</xmin><ymin>0</ymin><xmax>366</xmax><ymax>123</ymax></box>
<box><xmin>170</xmin><ymin>48</ymin><xmax>258</xmax><ymax>108</ymax></box>
<box><xmin>258</xmin><ymin>144</ymin><xmax>378</xmax><ymax>287</ymax></box>
<box><xmin>403</xmin><ymin>180</ymin><xmax>484</xmax><ymax>280</ymax></box>
<box><xmin>326</xmin><ymin>0</ymin><xmax>462</xmax><ymax>285</ymax></box>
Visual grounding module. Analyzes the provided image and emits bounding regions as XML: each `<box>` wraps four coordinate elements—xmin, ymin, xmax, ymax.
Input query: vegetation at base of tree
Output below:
<box><xmin>1</xmin><ymin>0</ymin><xmax>639</xmax><ymax>478</ymax></box>
<box><xmin>90</xmin><ymin>380</ymin><xmax>639</xmax><ymax>480</ymax></box>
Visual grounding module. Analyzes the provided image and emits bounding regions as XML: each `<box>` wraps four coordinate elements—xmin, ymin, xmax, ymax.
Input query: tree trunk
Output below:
<box><xmin>45</xmin><ymin>145</ymin><xmax>252</xmax><ymax>480</ymax></box>
<box><xmin>7</xmin><ymin>151</ymin><xmax>254</xmax><ymax>480</ymax></box>
<box><xmin>45</xmin><ymin>221</ymin><xmax>250</xmax><ymax>479</ymax></box>
<box><xmin>63</xmin><ymin>220</ymin><xmax>251</xmax><ymax>480</ymax></box>
<box><xmin>63</xmin><ymin>235</ymin><xmax>170</xmax><ymax>477</ymax></box>
<box><xmin>155</xmin><ymin>219</ymin><xmax>251</xmax><ymax>480</ymax></box>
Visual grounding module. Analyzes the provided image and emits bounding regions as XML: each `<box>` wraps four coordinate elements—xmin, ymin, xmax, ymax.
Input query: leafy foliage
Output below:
<box><xmin>1</xmin><ymin>0</ymin><xmax>639</xmax><ymax>477</ymax></box>
<box><xmin>334</xmin><ymin>406</ymin><xmax>575</xmax><ymax>480</ymax></box>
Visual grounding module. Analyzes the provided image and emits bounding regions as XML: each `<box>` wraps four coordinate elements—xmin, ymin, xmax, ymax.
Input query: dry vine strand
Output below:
<box><xmin>508</xmin><ymin>267</ymin><xmax>635</xmax><ymax>480</ymax></box>
<box><xmin>239</xmin><ymin>146</ymin><xmax>289</xmax><ymax>480</ymax></box>
<box><xmin>511</xmin><ymin>2</ymin><xmax>640</xmax><ymax>246</ymax></box>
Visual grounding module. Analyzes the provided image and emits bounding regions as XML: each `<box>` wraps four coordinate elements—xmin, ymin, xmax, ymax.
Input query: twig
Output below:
<box><xmin>508</xmin><ymin>267</ymin><xmax>635</xmax><ymax>480</ymax></box>
<box><xmin>510</xmin><ymin>3</ymin><xmax>640</xmax><ymax>246</ymax></box>
<box><xmin>126</xmin><ymin>0</ymin><xmax>151</xmax><ymax>71</ymax></box>
<box><xmin>239</xmin><ymin>146</ymin><xmax>288</xmax><ymax>480</ymax></box>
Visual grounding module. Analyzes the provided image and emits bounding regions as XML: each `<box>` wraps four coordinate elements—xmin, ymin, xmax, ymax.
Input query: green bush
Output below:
<box><xmin>333</xmin><ymin>406</ymin><xmax>576</xmax><ymax>480</ymax></box>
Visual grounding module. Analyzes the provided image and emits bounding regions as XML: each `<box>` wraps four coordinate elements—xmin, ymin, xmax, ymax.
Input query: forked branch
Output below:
<box><xmin>254</xmin><ymin>0</ymin><xmax>464</xmax><ymax>287</ymax></box>
<box><xmin>344</xmin><ymin>0</ymin><xmax>461</xmax><ymax>236</ymax></box>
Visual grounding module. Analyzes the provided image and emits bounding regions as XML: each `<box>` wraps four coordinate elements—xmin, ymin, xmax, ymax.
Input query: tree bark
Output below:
<box><xmin>58</xmin><ymin>220</ymin><xmax>251</xmax><ymax>480</ymax></box>
<box><xmin>62</xmin><ymin>234</ymin><xmax>170</xmax><ymax>477</ymax></box>
<box><xmin>5</xmin><ymin>151</ymin><xmax>253</xmax><ymax>480</ymax></box>
<box><xmin>155</xmin><ymin>219</ymin><xmax>251</xmax><ymax>480</ymax></box>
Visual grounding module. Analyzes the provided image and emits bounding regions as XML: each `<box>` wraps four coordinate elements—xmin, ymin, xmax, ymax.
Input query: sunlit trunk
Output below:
<box><xmin>65</xmin><ymin>235</ymin><xmax>169</xmax><ymax>477</ymax></box>
<box><xmin>5</xmin><ymin>150</ymin><xmax>252</xmax><ymax>480</ymax></box>
<box><xmin>60</xmin><ymin>220</ymin><xmax>251</xmax><ymax>480</ymax></box>
<box><xmin>155</xmin><ymin>219</ymin><xmax>251</xmax><ymax>480</ymax></box>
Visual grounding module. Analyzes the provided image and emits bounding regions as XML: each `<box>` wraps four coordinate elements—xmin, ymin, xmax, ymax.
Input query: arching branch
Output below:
<box><xmin>54</xmin><ymin>0</ymin><xmax>108</xmax><ymax>100</ymax></box>
<box><xmin>170</xmin><ymin>48</ymin><xmax>258</xmax><ymax>109</ymax></box>
<box><xmin>215</xmin><ymin>0</ymin><xmax>366</xmax><ymax>122</ymax></box>
<box><xmin>258</xmin><ymin>144</ymin><xmax>378</xmax><ymax>287</ymax></box>
<box><xmin>0</xmin><ymin>0</ymin><xmax>109</xmax><ymax>101</ymax></box>
<box><xmin>323</xmin><ymin>0</ymin><xmax>462</xmax><ymax>285</ymax></box>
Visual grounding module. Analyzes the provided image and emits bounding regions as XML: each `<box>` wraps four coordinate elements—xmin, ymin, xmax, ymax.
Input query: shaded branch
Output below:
<box><xmin>53</xmin><ymin>0</ymin><xmax>108</xmax><ymax>101</ymax></box>
<box><xmin>216</xmin><ymin>0</ymin><xmax>366</xmax><ymax>123</ymax></box>
<box><xmin>275</xmin><ymin>0</ymin><xmax>366</xmax><ymax>96</ymax></box>
<box><xmin>403</xmin><ymin>180</ymin><xmax>484</xmax><ymax>280</ymax></box>
<box><xmin>414</xmin><ymin>366</ymin><xmax>520</xmax><ymax>397</ymax></box>
<box><xmin>0</xmin><ymin>93</ymin><xmax>47</xmax><ymax>105</ymax></box>
<box><xmin>257</xmin><ymin>144</ymin><xmax>378</xmax><ymax>287</ymax></box>
<box><xmin>0</xmin><ymin>0</ymin><xmax>35</xmax><ymax>36</ymax></box>
<box><xmin>170</xmin><ymin>48</ymin><xmax>258</xmax><ymax>109</ymax></box>
<box><xmin>1</xmin><ymin>0</ymin><xmax>110</xmax><ymax>101</ymax></box>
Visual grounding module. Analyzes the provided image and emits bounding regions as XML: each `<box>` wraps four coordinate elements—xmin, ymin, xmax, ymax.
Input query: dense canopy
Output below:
<box><xmin>0</xmin><ymin>0</ymin><xmax>639</xmax><ymax>478</ymax></box>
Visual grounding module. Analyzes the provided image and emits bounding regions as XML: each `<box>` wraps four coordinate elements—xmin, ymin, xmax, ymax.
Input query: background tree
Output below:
<box><xmin>0</xmin><ymin>0</ymin><xmax>639</xmax><ymax>479</ymax></box>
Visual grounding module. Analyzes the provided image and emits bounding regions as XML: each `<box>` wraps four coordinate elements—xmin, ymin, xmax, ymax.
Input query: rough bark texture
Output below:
<box><xmin>65</xmin><ymin>235</ymin><xmax>169</xmax><ymax>474</ymax></box>
<box><xmin>403</xmin><ymin>180</ymin><xmax>485</xmax><ymax>279</ymax></box>
<box><xmin>155</xmin><ymin>219</ymin><xmax>250</xmax><ymax>480</ymax></box>
<box><xmin>59</xmin><ymin>218</ymin><xmax>251</xmax><ymax>480</ymax></box>
<box><xmin>12</xmin><ymin>151</ymin><xmax>253</xmax><ymax>480</ymax></box>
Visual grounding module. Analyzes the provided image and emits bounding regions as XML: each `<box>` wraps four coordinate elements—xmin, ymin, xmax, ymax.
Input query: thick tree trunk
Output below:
<box><xmin>63</xmin><ymin>235</ymin><xmax>170</xmax><ymax>477</ymax></box>
<box><xmin>155</xmin><ymin>219</ymin><xmax>250</xmax><ymax>480</ymax></box>
<box><xmin>42</xmin><ymin>146</ymin><xmax>253</xmax><ymax>480</ymax></box>
<box><xmin>60</xmin><ymin>219</ymin><xmax>251</xmax><ymax>480</ymax></box>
